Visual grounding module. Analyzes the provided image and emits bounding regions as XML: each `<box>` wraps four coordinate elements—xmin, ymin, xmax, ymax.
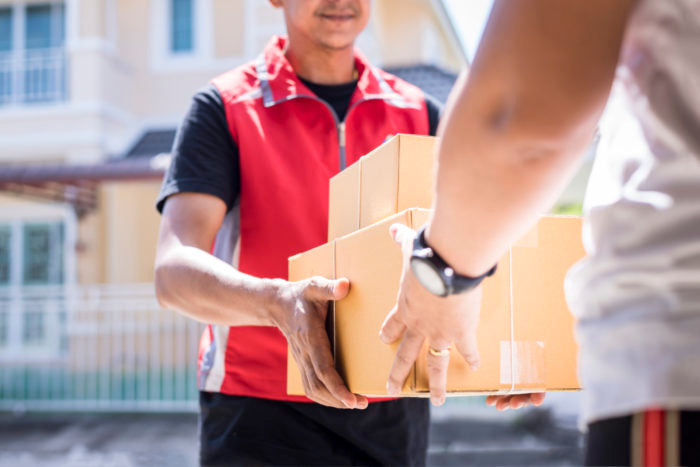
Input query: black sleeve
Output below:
<box><xmin>156</xmin><ymin>84</ymin><xmax>240</xmax><ymax>214</ymax></box>
<box><xmin>424</xmin><ymin>93</ymin><xmax>443</xmax><ymax>137</ymax></box>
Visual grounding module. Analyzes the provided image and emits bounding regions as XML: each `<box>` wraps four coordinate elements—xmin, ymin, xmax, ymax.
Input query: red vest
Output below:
<box><xmin>199</xmin><ymin>36</ymin><xmax>430</xmax><ymax>402</ymax></box>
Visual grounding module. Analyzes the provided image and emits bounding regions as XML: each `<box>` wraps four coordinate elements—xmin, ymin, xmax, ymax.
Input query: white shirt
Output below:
<box><xmin>565</xmin><ymin>0</ymin><xmax>700</xmax><ymax>424</ymax></box>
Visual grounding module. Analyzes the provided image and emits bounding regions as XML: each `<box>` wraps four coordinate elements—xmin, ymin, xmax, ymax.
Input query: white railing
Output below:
<box><xmin>0</xmin><ymin>48</ymin><xmax>68</xmax><ymax>106</ymax></box>
<box><xmin>0</xmin><ymin>284</ymin><xmax>204</xmax><ymax>412</ymax></box>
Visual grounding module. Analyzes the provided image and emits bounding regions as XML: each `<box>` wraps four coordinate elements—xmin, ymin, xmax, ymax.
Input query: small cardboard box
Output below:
<box><xmin>327</xmin><ymin>134</ymin><xmax>436</xmax><ymax>241</ymax></box>
<box><xmin>289</xmin><ymin>209</ymin><xmax>584</xmax><ymax>397</ymax></box>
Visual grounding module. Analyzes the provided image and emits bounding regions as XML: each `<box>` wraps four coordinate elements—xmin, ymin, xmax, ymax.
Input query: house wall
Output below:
<box><xmin>102</xmin><ymin>181</ymin><xmax>162</xmax><ymax>284</ymax></box>
<box><xmin>0</xmin><ymin>0</ymin><xmax>466</xmax><ymax>288</ymax></box>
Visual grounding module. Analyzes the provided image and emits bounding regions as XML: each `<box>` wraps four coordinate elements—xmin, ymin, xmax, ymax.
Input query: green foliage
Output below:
<box><xmin>551</xmin><ymin>203</ymin><xmax>583</xmax><ymax>216</ymax></box>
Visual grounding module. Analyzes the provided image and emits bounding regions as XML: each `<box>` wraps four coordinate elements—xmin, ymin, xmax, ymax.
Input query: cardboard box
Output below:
<box><xmin>327</xmin><ymin>134</ymin><xmax>436</xmax><ymax>241</ymax></box>
<box><xmin>288</xmin><ymin>209</ymin><xmax>585</xmax><ymax>397</ymax></box>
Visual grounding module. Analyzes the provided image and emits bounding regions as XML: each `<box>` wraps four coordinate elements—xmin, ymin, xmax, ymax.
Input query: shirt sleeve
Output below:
<box><xmin>424</xmin><ymin>93</ymin><xmax>443</xmax><ymax>137</ymax></box>
<box><xmin>156</xmin><ymin>84</ymin><xmax>240</xmax><ymax>214</ymax></box>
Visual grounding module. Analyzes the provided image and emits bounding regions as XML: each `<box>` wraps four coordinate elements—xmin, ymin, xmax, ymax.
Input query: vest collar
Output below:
<box><xmin>255</xmin><ymin>35</ymin><xmax>411</xmax><ymax>109</ymax></box>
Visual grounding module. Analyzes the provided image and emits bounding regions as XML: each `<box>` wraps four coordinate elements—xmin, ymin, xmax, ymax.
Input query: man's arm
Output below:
<box><xmin>428</xmin><ymin>0</ymin><xmax>636</xmax><ymax>274</ymax></box>
<box><xmin>381</xmin><ymin>0</ymin><xmax>637</xmax><ymax>407</ymax></box>
<box><xmin>155</xmin><ymin>192</ymin><xmax>274</xmax><ymax>327</ymax></box>
<box><xmin>155</xmin><ymin>192</ymin><xmax>368</xmax><ymax>410</ymax></box>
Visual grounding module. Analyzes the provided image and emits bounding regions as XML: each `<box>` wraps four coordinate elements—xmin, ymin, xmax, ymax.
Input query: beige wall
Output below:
<box><xmin>214</xmin><ymin>0</ymin><xmax>246</xmax><ymax>59</ymax></box>
<box><xmin>103</xmin><ymin>181</ymin><xmax>162</xmax><ymax>284</ymax></box>
<box><xmin>372</xmin><ymin>0</ymin><xmax>463</xmax><ymax>71</ymax></box>
<box><xmin>76</xmin><ymin>206</ymin><xmax>107</xmax><ymax>284</ymax></box>
<box><xmin>79</xmin><ymin>0</ymin><xmax>107</xmax><ymax>38</ymax></box>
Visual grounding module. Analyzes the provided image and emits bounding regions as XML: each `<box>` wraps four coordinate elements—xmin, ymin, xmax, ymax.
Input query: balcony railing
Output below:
<box><xmin>0</xmin><ymin>284</ymin><xmax>204</xmax><ymax>412</ymax></box>
<box><xmin>0</xmin><ymin>48</ymin><xmax>68</xmax><ymax>107</ymax></box>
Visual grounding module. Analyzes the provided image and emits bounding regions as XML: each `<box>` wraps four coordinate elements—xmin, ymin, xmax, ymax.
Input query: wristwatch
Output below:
<box><xmin>410</xmin><ymin>226</ymin><xmax>497</xmax><ymax>297</ymax></box>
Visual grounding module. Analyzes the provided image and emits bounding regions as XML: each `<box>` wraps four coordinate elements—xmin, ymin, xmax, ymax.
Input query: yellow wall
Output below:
<box><xmin>103</xmin><ymin>181</ymin><xmax>162</xmax><ymax>284</ymax></box>
<box><xmin>76</xmin><ymin>207</ymin><xmax>107</xmax><ymax>284</ymax></box>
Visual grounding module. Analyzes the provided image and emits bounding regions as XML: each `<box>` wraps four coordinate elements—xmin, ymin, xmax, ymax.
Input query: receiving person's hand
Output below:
<box><xmin>379</xmin><ymin>223</ymin><xmax>483</xmax><ymax>406</ymax></box>
<box><xmin>486</xmin><ymin>393</ymin><xmax>546</xmax><ymax>410</ymax></box>
<box><xmin>271</xmin><ymin>276</ymin><xmax>368</xmax><ymax>410</ymax></box>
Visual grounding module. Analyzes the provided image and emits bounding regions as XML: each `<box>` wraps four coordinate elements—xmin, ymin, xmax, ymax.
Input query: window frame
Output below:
<box><xmin>0</xmin><ymin>0</ymin><xmax>68</xmax><ymax>107</ymax></box>
<box><xmin>0</xmin><ymin>205</ymin><xmax>75</xmax><ymax>362</ymax></box>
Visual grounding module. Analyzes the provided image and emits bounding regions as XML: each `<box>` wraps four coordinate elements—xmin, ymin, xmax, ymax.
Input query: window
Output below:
<box><xmin>24</xmin><ymin>4</ymin><xmax>66</xmax><ymax>104</ymax></box>
<box><xmin>171</xmin><ymin>0</ymin><xmax>194</xmax><ymax>53</ymax></box>
<box><xmin>0</xmin><ymin>226</ymin><xmax>10</xmax><ymax>285</ymax></box>
<box><xmin>0</xmin><ymin>3</ymin><xmax>66</xmax><ymax>106</ymax></box>
<box><xmin>0</xmin><ymin>307</ymin><xmax>8</xmax><ymax>348</ymax></box>
<box><xmin>23</xmin><ymin>222</ymin><xmax>64</xmax><ymax>285</ymax></box>
<box><xmin>0</xmin><ymin>8</ymin><xmax>12</xmax><ymax>104</ymax></box>
<box><xmin>0</xmin><ymin>8</ymin><xmax>11</xmax><ymax>51</ymax></box>
<box><xmin>0</xmin><ymin>219</ymin><xmax>69</xmax><ymax>358</ymax></box>
<box><xmin>23</xmin><ymin>307</ymin><xmax>45</xmax><ymax>346</ymax></box>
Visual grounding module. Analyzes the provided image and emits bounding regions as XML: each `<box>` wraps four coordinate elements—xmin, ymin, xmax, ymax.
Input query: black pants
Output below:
<box><xmin>199</xmin><ymin>392</ymin><xmax>430</xmax><ymax>466</ymax></box>
<box><xmin>586</xmin><ymin>409</ymin><xmax>700</xmax><ymax>466</ymax></box>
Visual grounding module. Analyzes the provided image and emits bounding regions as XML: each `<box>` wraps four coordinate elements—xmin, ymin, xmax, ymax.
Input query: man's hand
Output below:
<box><xmin>486</xmin><ymin>393</ymin><xmax>546</xmax><ymax>411</ymax></box>
<box><xmin>379</xmin><ymin>223</ymin><xmax>482</xmax><ymax>406</ymax></box>
<box><xmin>271</xmin><ymin>276</ymin><xmax>369</xmax><ymax>410</ymax></box>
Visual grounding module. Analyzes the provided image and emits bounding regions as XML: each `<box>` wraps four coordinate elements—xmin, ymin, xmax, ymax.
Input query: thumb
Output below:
<box><xmin>390</xmin><ymin>223</ymin><xmax>416</xmax><ymax>248</ymax></box>
<box><xmin>306</xmin><ymin>277</ymin><xmax>350</xmax><ymax>301</ymax></box>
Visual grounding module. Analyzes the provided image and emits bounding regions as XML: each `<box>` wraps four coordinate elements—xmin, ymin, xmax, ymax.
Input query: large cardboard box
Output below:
<box><xmin>288</xmin><ymin>209</ymin><xmax>584</xmax><ymax>397</ymax></box>
<box><xmin>327</xmin><ymin>134</ymin><xmax>436</xmax><ymax>241</ymax></box>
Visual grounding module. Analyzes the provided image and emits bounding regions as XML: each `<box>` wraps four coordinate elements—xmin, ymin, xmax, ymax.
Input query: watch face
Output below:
<box><xmin>411</xmin><ymin>258</ymin><xmax>448</xmax><ymax>297</ymax></box>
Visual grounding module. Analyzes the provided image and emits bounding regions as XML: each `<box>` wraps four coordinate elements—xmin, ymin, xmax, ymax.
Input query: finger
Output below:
<box><xmin>304</xmin><ymin>369</ymin><xmax>347</xmax><ymax>409</ymax></box>
<box><xmin>509</xmin><ymin>394</ymin><xmax>532</xmax><ymax>409</ymax></box>
<box><xmin>379</xmin><ymin>305</ymin><xmax>406</xmax><ymax>344</ymax></box>
<box><xmin>296</xmin><ymin>351</ymin><xmax>344</xmax><ymax>408</ymax></box>
<box><xmin>454</xmin><ymin>331</ymin><xmax>480</xmax><ymax>370</ymax></box>
<box><xmin>496</xmin><ymin>396</ymin><xmax>512</xmax><ymax>411</ymax></box>
<box><xmin>307</xmin><ymin>327</ymin><xmax>360</xmax><ymax>409</ymax></box>
<box><xmin>426</xmin><ymin>341</ymin><xmax>451</xmax><ymax>406</ymax></box>
<box><xmin>306</xmin><ymin>277</ymin><xmax>350</xmax><ymax>301</ymax></box>
<box><xmin>485</xmin><ymin>395</ymin><xmax>499</xmax><ymax>406</ymax></box>
<box><xmin>386</xmin><ymin>330</ymin><xmax>424</xmax><ymax>396</ymax></box>
<box><xmin>530</xmin><ymin>392</ymin><xmax>546</xmax><ymax>406</ymax></box>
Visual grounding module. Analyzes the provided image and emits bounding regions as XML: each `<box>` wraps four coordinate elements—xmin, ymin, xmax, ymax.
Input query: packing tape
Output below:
<box><xmin>499</xmin><ymin>340</ymin><xmax>546</xmax><ymax>387</ymax></box>
<box><xmin>355</xmin><ymin>156</ymin><xmax>365</xmax><ymax>231</ymax></box>
<box><xmin>501</xmin><ymin>249</ymin><xmax>546</xmax><ymax>391</ymax></box>
<box><xmin>331</xmin><ymin>239</ymin><xmax>337</xmax><ymax>365</ymax></box>
<box><xmin>394</xmin><ymin>138</ymin><xmax>401</xmax><ymax>214</ymax></box>
<box><xmin>508</xmin><ymin>248</ymin><xmax>515</xmax><ymax>393</ymax></box>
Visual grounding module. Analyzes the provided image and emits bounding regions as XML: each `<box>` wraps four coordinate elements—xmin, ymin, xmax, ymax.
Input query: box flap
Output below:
<box><xmin>360</xmin><ymin>136</ymin><xmax>400</xmax><ymax>228</ymax></box>
<box><xmin>397</xmin><ymin>134</ymin><xmax>436</xmax><ymax>212</ymax></box>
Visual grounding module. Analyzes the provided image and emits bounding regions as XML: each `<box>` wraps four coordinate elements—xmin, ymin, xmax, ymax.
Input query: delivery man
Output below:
<box><xmin>154</xmin><ymin>0</ymin><xmax>441</xmax><ymax>465</ymax></box>
<box><xmin>383</xmin><ymin>0</ymin><xmax>700</xmax><ymax>465</ymax></box>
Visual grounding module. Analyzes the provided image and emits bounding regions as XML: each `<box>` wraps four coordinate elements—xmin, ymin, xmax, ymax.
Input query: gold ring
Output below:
<box><xmin>428</xmin><ymin>347</ymin><xmax>450</xmax><ymax>358</ymax></box>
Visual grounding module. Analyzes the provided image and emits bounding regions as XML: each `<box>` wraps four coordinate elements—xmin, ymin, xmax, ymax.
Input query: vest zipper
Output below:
<box><xmin>338</xmin><ymin>121</ymin><xmax>346</xmax><ymax>171</ymax></box>
<box><xmin>266</xmin><ymin>94</ymin><xmax>393</xmax><ymax>171</ymax></box>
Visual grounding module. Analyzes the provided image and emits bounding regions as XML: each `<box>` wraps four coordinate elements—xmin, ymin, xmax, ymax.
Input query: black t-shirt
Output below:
<box><xmin>156</xmin><ymin>80</ymin><xmax>442</xmax><ymax>213</ymax></box>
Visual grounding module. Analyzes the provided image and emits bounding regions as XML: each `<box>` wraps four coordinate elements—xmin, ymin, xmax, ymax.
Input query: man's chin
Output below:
<box><xmin>316</xmin><ymin>37</ymin><xmax>357</xmax><ymax>52</ymax></box>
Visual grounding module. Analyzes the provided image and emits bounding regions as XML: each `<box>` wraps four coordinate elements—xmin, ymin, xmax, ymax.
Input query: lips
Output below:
<box><xmin>320</xmin><ymin>13</ymin><xmax>354</xmax><ymax>21</ymax></box>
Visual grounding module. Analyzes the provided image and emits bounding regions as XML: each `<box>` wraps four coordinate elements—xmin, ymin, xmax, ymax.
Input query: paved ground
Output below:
<box><xmin>0</xmin><ymin>396</ymin><xmax>584</xmax><ymax>466</ymax></box>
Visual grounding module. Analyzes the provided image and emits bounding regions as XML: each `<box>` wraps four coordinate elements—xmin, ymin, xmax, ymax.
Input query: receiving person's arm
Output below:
<box><xmin>381</xmin><ymin>0</ymin><xmax>637</xmax><ymax>407</ymax></box>
<box><xmin>154</xmin><ymin>87</ymin><xmax>367</xmax><ymax>410</ymax></box>
<box><xmin>155</xmin><ymin>194</ymin><xmax>366</xmax><ymax>411</ymax></box>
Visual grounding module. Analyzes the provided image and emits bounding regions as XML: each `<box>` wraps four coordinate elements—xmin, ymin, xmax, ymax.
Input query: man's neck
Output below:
<box><xmin>285</xmin><ymin>36</ymin><xmax>356</xmax><ymax>85</ymax></box>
